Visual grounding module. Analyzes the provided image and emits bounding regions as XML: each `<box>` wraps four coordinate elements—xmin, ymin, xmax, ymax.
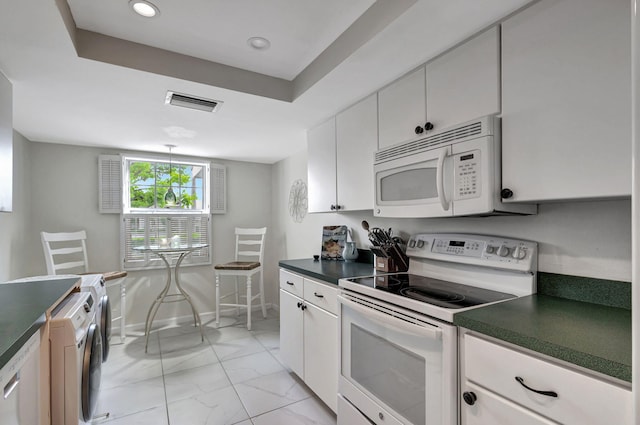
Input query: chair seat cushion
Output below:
<box><xmin>215</xmin><ymin>261</ymin><xmax>261</xmax><ymax>271</ymax></box>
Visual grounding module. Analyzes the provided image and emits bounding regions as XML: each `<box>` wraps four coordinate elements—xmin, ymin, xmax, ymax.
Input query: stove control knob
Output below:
<box><xmin>409</xmin><ymin>239</ymin><xmax>416</xmax><ymax>248</ymax></box>
<box><xmin>497</xmin><ymin>245</ymin><xmax>511</xmax><ymax>257</ymax></box>
<box><xmin>486</xmin><ymin>245</ymin><xmax>496</xmax><ymax>254</ymax></box>
<box><xmin>512</xmin><ymin>246</ymin><xmax>527</xmax><ymax>260</ymax></box>
<box><xmin>416</xmin><ymin>240</ymin><xmax>425</xmax><ymax>249</ymax></box>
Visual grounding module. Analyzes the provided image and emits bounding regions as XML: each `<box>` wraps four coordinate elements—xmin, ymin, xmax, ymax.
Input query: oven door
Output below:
<box><xmin>338</xmin><ymin>291</ymin><xmax>457</xmax><ymax>425</ymax></box>
<box><xmin>374</xmin><ymin>145</ymin><xmax>453</xmax><ymax>218</ymax></box>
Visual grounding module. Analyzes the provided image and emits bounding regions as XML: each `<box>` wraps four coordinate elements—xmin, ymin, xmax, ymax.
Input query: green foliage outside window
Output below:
<box><xmin>129</xmin><ymin>160</ymin><xmax>201</xmax><ymax>209</ymax></box>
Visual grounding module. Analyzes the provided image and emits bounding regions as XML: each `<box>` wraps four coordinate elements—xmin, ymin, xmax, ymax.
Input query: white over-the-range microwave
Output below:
<box><xmin>374</xmin><ymin>115</ymin><xmax>536</xmax><ymax>218</ymax></box>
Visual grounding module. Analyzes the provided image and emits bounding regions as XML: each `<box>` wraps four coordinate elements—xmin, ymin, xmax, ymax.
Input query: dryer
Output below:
<box><xmin>50</xmin><ymin>291</ymin><xmax>102</xmax><ymax>425</ymax></box>
<box><xmin>10</xmin><ymin>274</ymin><xmax>112</xmax><ymax>362</ymax></box>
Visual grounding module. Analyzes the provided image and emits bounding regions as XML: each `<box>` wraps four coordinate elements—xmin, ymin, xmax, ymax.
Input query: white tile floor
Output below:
<box><xmin>94</xmin><ymin>310</ymin><xmax>337</xmax><ymax>425</ymax></box>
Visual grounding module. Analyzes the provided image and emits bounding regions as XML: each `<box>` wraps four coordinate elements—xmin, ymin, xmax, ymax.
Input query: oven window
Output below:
<box><xmin>351</xmin><ymin>324</ymin><xmax>426</xmax><ymax>425</ymax></box>
<box><xmin>380</xmin><ymin>168</ymin><xmax>437</xmax><ymax>202</ymax></box>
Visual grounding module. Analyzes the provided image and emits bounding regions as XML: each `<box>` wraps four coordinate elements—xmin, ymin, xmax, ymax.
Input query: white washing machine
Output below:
<box><xmin>9</xmin><ymin>274</ymin><xmax>112</xmax><ymax>362</ymax></box>
<box><xmin>50</xmin><ymin>291</ymin><xmax>102</xmax><ymax>425</ymax></box>
<box><xmin>78</xmin><ymin>274</ymin><xmax>111</xmax><ymax>362</ymax></box>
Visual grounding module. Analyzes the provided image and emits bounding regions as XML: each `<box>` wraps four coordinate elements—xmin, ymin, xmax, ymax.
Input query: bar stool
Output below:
<box><xmin>214</xmin><ymin>227</ymin><xmax>267</xmax><ymax>330</ymax></box>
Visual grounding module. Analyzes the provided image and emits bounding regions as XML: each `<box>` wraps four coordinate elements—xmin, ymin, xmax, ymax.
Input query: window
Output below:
<box><xmin>123</xmin><ymin>155</ymin><xmax>209</xmax><ymax>214</ymax></box>
<box><xmin>120</xmin><ymin>155</ymin><xmax>212</xmax><ymax>270</ymax></box>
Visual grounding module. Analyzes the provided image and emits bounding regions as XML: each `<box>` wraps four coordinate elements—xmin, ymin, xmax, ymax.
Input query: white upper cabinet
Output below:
<box><xmin>0</xmin><ymin>71</ymin><xmax>12</xmax><ymax>212</ymax></box>
<box><xmin>308</xmin><ymin>94</ymin><xmax>377</xmax><ymax>213</ymax></box>
<box><xmin>501</xmin><ymin>0</ymin><xmax>631</xmax><ymax>202</ymax></box>
<box><xmin>426</xmin><ymin>26</ymin><xmax>500</xmax><ymax>130</ymax></box>
<box><xmin>336</xmin><ymin>94</ymin><xmax>377</xmax><ymax>211</ymax></box>
<box><xmin>378</xmin><ymin>67</ymin><xmax>426</xmax><ymax>149</ymax></box>
<box><xmin>378</xmin><ymin>27</ymin><xmax>500</xmax><ymax>150</ymax></box>
<box><xmin>307</xmin><ymin>117</ymin><xmax>336</xmax><ymax>213</ymax></box>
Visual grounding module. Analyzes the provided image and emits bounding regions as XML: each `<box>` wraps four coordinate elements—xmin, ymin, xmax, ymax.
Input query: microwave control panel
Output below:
<box><xmin>454</xmin><ymin>150</ymin><xmax>481</xmax><ymax>200</ymax></box>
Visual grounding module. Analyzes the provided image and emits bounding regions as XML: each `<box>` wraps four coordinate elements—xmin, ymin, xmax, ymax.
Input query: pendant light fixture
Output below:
<box><xmin>164</xmin><ymin>144</ymin><xmax>178</xmax><ymax>207</ymax></box>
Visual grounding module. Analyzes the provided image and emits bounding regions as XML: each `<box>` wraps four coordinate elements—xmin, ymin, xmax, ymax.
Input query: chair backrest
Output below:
<box><xmin>234</xmin><ymin>227</ymin><xmax>267</xmax><ymax>264</ymax></box>
<box><xmin>41</xmin><ymin>230</ymin><xmax>90</xmax><ymax>275</ymax></box>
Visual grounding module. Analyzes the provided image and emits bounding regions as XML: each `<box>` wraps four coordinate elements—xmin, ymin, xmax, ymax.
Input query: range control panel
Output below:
<box><xmin>406</xmin><ymin>233</ymin><xmax>537</xmax><ymax>272</ymax></box>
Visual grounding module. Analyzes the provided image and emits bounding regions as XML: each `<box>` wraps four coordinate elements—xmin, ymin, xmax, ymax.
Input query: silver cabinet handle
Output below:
<box><xmin>3</xmin><ymin>372</ymin><xmax>20</xmax><ymax>399</ymax></box>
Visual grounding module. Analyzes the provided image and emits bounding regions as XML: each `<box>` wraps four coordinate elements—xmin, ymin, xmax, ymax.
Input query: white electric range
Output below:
<box><xmin>337</xmin><ymin>233</ymin><xmax>537</xmax><ymax>425</ymax></box>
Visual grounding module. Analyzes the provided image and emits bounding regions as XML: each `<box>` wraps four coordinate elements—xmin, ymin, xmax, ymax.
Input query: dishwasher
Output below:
<box><xmin>0</xmin><ymin>331</ymin><xmax>41</xmax><ymax>425</ymax></box>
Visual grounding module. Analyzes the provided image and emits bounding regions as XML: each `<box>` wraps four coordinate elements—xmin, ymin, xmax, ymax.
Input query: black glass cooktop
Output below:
<box><xmin>345</xmin><ymin>273</ymin><xmax>516</xmax><ymax>309</ymax></box>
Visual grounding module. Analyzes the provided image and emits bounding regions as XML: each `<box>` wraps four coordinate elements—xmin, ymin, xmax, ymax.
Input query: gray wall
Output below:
<box><xmin>23</xmin><ymin>141</ymin><xmax>274</xmax><ymax>328</ymax></box>
<box><xmin>273</xmin><ymin>150</ymin><xmax>632</xmax><ymax>283</ymax></box>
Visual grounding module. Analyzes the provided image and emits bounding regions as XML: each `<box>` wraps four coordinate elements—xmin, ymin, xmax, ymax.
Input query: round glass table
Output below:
<box><xmin>133</xmin><ymin>243</ymin><xmax>208</xmax><ymax>352</ymax></box>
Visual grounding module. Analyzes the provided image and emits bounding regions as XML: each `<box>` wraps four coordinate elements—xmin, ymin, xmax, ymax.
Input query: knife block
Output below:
<box><xmin>375</xmin><ymin>256</ymin><xmax>397</xmax><ymax>272</ymax></box>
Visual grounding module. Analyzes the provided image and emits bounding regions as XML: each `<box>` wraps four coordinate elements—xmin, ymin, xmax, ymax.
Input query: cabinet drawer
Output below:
<box><xmin>279</xmin><ymin>269</ymin><xmax>304</xmax><ymax>298</ymax></box>
<box><xmin>303</xmin><ymin>278</ymin><xmax>338</xmax><ymax>314</ymax></box>
<box><xmin>464</xmin><ymin>334</ymin><xmax>631</xmax><ymax>425</ymax></box>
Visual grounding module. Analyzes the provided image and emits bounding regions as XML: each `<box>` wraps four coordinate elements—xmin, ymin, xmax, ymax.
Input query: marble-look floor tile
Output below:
<box><xmin>211</xmin><ymin>336</ymin><xmax>266</xmax><ymax>361</ymax></box>
<box><xmin>206</xmin><ymin>325</ymin><xmax>253</xmax><ymax>344</ymax></box>
<box><xmin>251</xmin><ymin>397</ymin><xmax>337</xmax><ymax>425</ymax></box>
<box><xmin>102</xmin><ymin>340</ymin><xmax>164</xmax><ymax>389</ymax></box>
<box><xmin>221</xmin><ymin>351</ymin><xmax>285</xmax><ymax>384</ymax></box>
<box><xmin>246</xmin><ymin>317</ymin><xmax>279</xmax><ymax>333</ymax></box>
<box><xmin>167</xmin><ymin>385</ymin><xmax>250</xmax><ymax>425</ymax></box>
<box><xmin>164</xmin><ymin>362</ymin><xmax>232</xmax><ymax>403</ymax></box>
<box><xmin>233</xmin><ymin>370</ymin><xmax>313</xmax><ymax>417</ymax></box>
<box><xmin>253</xmin><ymin>331</ymin><xmax>279</xmax><ymax>350</ymax></box>
<box><xmin>160</xmin><ymin>330</ymin><xmax>208</xmax><ymax>354</ymax></box>
<box><xmin>99</xmin><ymin>405</ymin><xmax>169</xmax><ymax>425</ymax></box>
<box><xmin>96</xmin><ymin>375</ymin><xmax>166</xmax><ymax>420</ymax></box>
<box><xmin>161</xmin><ymin>343</ymin><xmax>219</xmax><ymax>375</ymax></box>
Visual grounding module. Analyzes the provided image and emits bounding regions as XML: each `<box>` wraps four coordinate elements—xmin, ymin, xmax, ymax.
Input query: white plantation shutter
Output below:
<box><xmin>211</xmin><ymin>163</ymin><xmax>226</xmax><ymax>214</ymax></box>
<box><xmin>121</xmin><ymin>214</ymin><xmax>211</xmax><ymax>270</ymax></box>
<box><xmin>98</xmin><ymin>154</ymin><xmax>122</xmax><ymax>213</ymax></box>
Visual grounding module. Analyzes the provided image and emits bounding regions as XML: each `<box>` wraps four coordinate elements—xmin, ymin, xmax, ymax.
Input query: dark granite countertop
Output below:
<box><xmin>454</xmin><ymin>294</ymin><xmax>631</xmax><ymax>383</ymax></box>
<box><xmin>279</xmin><ymin>259</ymin><xmax>375</xmax><ymax>285</ymax></box>
<box><xmin>0</xmin><ymin>277</ymin><xmax>79</xmax><ymax>370</ymax></box>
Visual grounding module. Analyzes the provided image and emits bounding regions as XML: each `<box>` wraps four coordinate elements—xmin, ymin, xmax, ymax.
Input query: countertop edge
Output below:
<box><xmin>0</xmin><ymin>314</ymin><xmax>46</xmax><ymax>371</ymax></box>
<box><xmin>455</xmin><ymin>315</ymin><xmax>631</xmax><ymax>383</ymax></box>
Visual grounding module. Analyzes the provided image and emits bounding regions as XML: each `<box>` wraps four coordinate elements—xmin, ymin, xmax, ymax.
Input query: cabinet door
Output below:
<box><xmin>279</xmin><ymin>289</ymin><xmax>304</xmax><ymax>378</ymax></box>
<box><xmin>426</xmin><ymin>26</ymin><xmax>500</xmax><ymax>130</ymax></box>
<box><xmin>336</xmin><ymin>94</ymin><xmax>377</xmax><ymax>211</ymax></box>
<box><xmin>0</xmin><ymin>71</ymin><xmax>12</xmax><ymax>212</ymax></box>
<box><xmin>501</xmin><ymin>0</ymin><xmax>631</xmax><ymax>202</ymax></box>
<box><xmin>462</xmin><ymin>382</ymin><xmax>555</xmax><ymax>425</ymax></box>
<box><xmin>378</xmin><ymin>67</ymin><xmax>426</xmax><ymax>149</ymax></box>
<box><xmin>307</xmin><ymin>118</ymin><xmax>337</xmax><ymax>213</ymax></box>
<box><xmin>303</xmin><ymin>302</ymin><xmax>338</xmax><ymax>412</ymax></box>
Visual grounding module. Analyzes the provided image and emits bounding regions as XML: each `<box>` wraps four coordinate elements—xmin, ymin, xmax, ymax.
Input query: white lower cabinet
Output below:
<box><xmin>461</xmin><ymin>332</ymin><xmax>632</xmax><ymax>425</ymax></box>
<box><xmin>279</xmin><ymin>269</ymin><xmax>338</xmax><ymax>412</ymax></box>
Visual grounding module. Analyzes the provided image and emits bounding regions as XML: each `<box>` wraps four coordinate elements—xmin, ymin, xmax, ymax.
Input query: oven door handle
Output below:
<box><xmin>338</xmin><ymin>295</ymin><xmax>442</xmax><ymax>340</ymax></box>
<box><xmin>436</xmin><ymin>148</ymin><xmax>450</xmax><ymax>211</ymax></box>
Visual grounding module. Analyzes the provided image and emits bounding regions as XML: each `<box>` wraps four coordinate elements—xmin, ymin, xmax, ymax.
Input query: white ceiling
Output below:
<box><xmin>0</xmin><ymin>0</ymin><xmax>534</xmax><ymax>164</ymax></box>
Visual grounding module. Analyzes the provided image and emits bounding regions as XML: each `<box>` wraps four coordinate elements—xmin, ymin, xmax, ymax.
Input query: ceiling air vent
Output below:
<box><xmin>165</xmin><ymin>91</ymin><xmax>222</xmax><ymax>113</ymax></box>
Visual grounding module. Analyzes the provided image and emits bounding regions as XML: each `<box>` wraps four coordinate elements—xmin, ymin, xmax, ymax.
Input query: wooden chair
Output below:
<box><xmin>40</xmin><ymin>230</ymin><xmax>127</xmax><ymax>342</ymax></box>
<box><xmin>214</xmin><ymin>227</ymin><xmax>267</xmax><ymax>330</ymax></box>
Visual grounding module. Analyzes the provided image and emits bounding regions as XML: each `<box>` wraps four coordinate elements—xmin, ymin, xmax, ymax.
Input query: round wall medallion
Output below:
<box><xmin>288</xmin><ymin>179</ymin><xmax>308</xmax><ymax>223</ymax></box>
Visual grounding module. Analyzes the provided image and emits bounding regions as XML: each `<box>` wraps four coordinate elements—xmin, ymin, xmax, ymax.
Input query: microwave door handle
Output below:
<box><xmin>338</xmin><ymin>295</ymin><xmax>442</xmax><ymax>340</ymax></box>
<box><xmin>436</xmin><ymin>149</ymin><xmax>450</xmax><ymax>211</ymax></box>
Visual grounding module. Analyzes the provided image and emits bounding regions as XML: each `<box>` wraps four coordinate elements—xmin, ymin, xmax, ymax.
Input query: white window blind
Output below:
<box><xmin>121</xmin><ymin>214</ymin><xmax>211</xmax><ymax>270</ymax></box>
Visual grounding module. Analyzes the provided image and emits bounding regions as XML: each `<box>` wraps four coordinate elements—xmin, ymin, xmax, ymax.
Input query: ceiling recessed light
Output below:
<box><xmin>129</xmin><ymin>0</ymin><xmax>160</xmax><ymax>18</ymax></box>
<box><xmin>247</xmin><ymin>37</ymin><xmax>271</xmax><ymax>51</ymax></box>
